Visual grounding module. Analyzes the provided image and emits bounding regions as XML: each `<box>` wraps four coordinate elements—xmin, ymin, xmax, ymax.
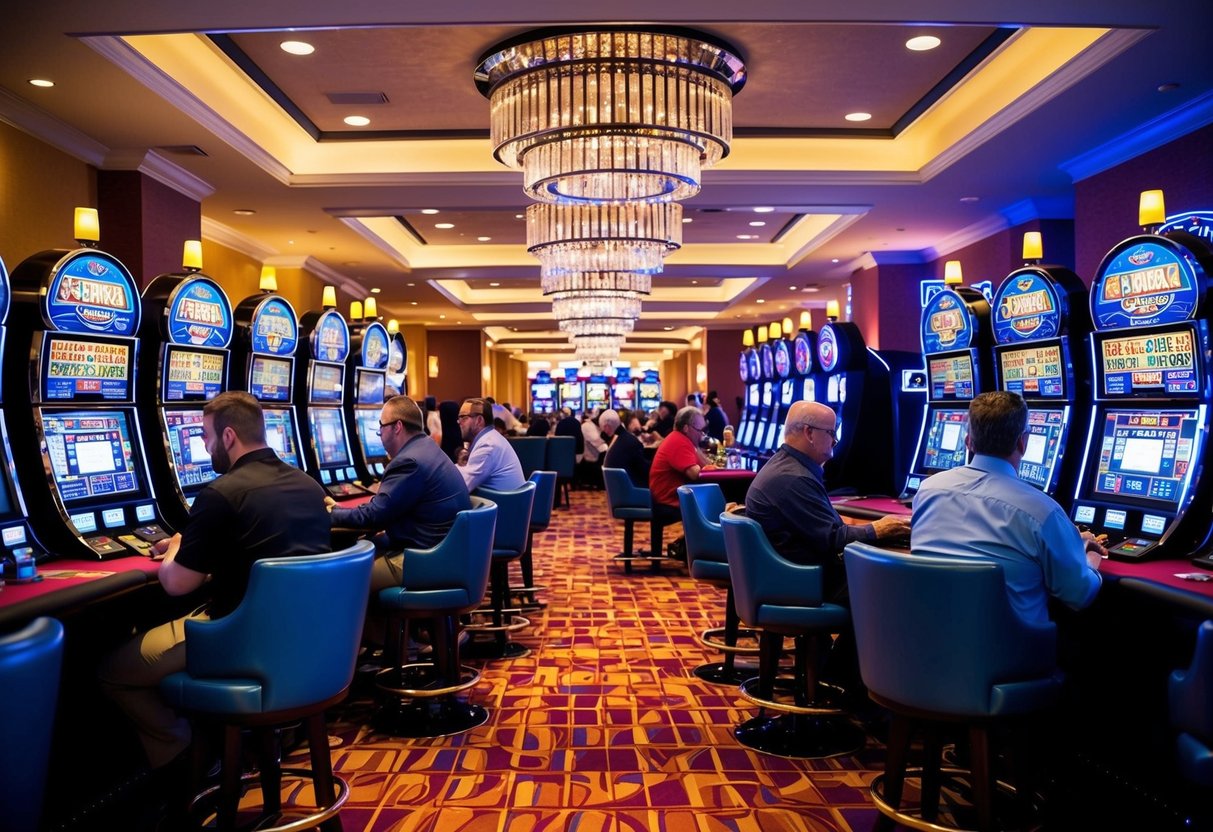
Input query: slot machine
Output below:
<box><xmin>637</xmin><ymin>369</ymin><xmax>662</xmax><ymax>413</ymax></box>
<box><xmin>792</xmin><ymin>325</ymin><xmax>820</xmax><ymax>409</ymax></box>
<box><xmin>558</xmin><ymin>369</ymin><xmax>584</xmax><ymax>414</ymax></box>
<box><xmin>137</xmin><ymin>258</ymin><xmax>234</xmax><ymax>531</ymax></box>
<box><xmin>294</xmin><ymin>304</ymin><xmax>369</xmax><ymax>500</ymax></box>
<box><xmin>229</xmin><ymin>291</ymin><xmax>305</xmax><ymax>472</ymax></box>
<box><xmin>0</xmin><ymin>255</ymin><xmax>48</xmax><ymax>569</ymax></box>
<box><xmin>346</xmin><ymin>320</ymin><xmax>391</xmax><ymax>482</ymax></box>
<box><xmin>6</xmin><ymin>223</ymin><xmax>169</xmax><ymax>559</ymax></box>
<box><xmin>1069</xmin><ymin>226</ymin><xmax>1213</xmax><ymax>563</ymax></box>
<box><xmin>815</xmin><ymin>321</ymin><xmax>922</xmax><ymax>496</ymax></box>
<box><xmin>901</xmin><ymin>287</ymin><xmax>994</xmax><ymax>500</ymax></box>
<box><xmin>385</xmin><ymin>325</ymin><xmax>407</xmax><ymax>398</ymax></box>
<box><xmin>611</xmin><ymin>367</ymin><xmax>637</xmax><ymax>411</ymax></box>
<box><xmin>584</xmin><ymin>373</ymin><xmax>611</xmax><ymax>412</ymax></box>
<box><xmin>738</xmin><ymin>345</ymin><xmax>762</xmax><ymax>453</ymax></box>
<box><xmin>769</xmin><ymin>329</ymin><xmax>796</xmax><ymax>452</ymax></box>
<box><xmin>530</xmin><ymin>370</ymin><xmax>557</xmax><ymax>415</ymax></box>
<box><xmin>991</xmin><ymin>261</ymin><xmax>1091</xmax><ymax>505</ymax></box>
<box><xmin>753</xmin><ymin>341</ymin><xmax>775</xmax><ymax>457</ymax></box>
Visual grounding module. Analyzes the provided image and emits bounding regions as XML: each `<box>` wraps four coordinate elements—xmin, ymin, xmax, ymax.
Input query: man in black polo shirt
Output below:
<box><xmin>100</xmin><ymin>391</ymin><xmax>330</xmax><ymax>773</ymax></box>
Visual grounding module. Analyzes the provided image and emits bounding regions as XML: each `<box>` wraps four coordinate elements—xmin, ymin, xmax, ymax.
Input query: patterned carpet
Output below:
<box><xmin>303</xmin><ymin>487</ymin><xmax>887</xmax><ymax>832</ymax></box>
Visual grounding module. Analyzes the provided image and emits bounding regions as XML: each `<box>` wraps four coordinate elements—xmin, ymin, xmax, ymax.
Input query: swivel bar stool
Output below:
<box><xmin>465</xmin><ymin>481</ymin><xmax>536</xmax><ymax>659</ymax></box>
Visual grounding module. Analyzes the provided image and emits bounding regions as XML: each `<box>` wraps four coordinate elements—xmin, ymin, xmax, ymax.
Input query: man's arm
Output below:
<box><xmin>155</xmin><ymin>533</ymin><xmax>208</xmax><ymax>596</ymax></box>
<box><xmin>331</xmin><ymin>459</ymin><xmax>423</xmax><ymax>529</ymax></box>
<box><xmin>1040</xmin><ymin>511</ymin><xmax>1103</xmax><ymax>611</ymax></box>
<box><xmin>459</xmin><ymin>441</ymin><xmax>492</xmax><ymax>491</ymax></box>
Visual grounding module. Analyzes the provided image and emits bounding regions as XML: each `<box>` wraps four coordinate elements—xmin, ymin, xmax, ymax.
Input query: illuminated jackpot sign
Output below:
<box><xmin>310</xmin><ymin>309</ymin><xmax>350</xmax><ymax>363</ymax></box>
<box><xmin>45</xmin><ymin>252</ymin><xmax>139</xmax><ymax>336</ymax></box>
<box><xmin>1100</xmin><ymin>328</ymin><xmax>1199</xmax><ymax>396</ymax></box>
<box><xmin>992</xmin><ymin>270</ymin><xmax>1063</xmax><ymax>342</ymax></box>
<box><xmin>999</xmin><ymin>344</ymin><xmax>1064</xmax><ymax>397</ymax></box>
<box><xmin>1092</xmin><ymin>239</ymin><xmax>1202</xmax><ymax>329</ymax></box>
<box><xmin>46</xmin><ymin>338</ymin><xmax>131</xmax><ymax>400</ymax></box>
<box><xmin>250</xmin><ymin>297</ymin><xmax>299</xmax><ymax>356</ymax></box>
<box><xmin>920</xmin><ymin>289</ymin><xmax>976</xmax><ymax>354</ymax></box>
<box><xmin>167</xmin><ymin>277</ymin><xmax>232</xmax><ymax>348</ymax></box>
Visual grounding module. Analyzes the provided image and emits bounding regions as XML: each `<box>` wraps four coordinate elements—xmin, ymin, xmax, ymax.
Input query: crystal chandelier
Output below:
<box><xmin>541</xmin><ymin>271</ymin><xmax>652</xmax><ymax>299</ymax></box>
<box><xmin>475</xmin><ymin>28</ymin><xmax>747</xmax><ymax>204</ymax></box>
<box><xmin>527</xmin><ymin>202</ymin><xmax>681</xmax><ymax>276</ymax></box>
<box><xmin>572</xmin><ymin>333</ymin><xmax>626</xmax><ymax>363</ymax></box>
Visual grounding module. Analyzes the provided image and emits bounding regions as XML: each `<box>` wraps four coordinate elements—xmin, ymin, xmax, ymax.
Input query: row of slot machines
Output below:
<box><xmin>900</xmin><ymin>213</ymin><xmax>1213</xmax><ymax>566</ymax></box>
<box><xmin>529</xmin><ymin>368</ymin><xmax>662</xmax><ymax>415</ymax></box>
<box><xmin>0</xmin><ymin>225</ymin><xmax>407</xmax><ymax>567</ymax></box>
<box><xmin>734</xmin><ymin>324</ymin><xmax>923</xmax><ymax>496</ymax></box>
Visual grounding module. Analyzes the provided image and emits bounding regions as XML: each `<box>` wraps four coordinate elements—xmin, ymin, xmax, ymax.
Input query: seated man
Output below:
<box><xmin>458</xmin><ymin>397</ymin><xmax>525</xmax><ymax>492</ymax></box>
<box><xmin>912</xmin><ymin>390</ymin><xmax>1104</xmax><ymax>626</ymax></box>
<box><xmin>649</xmin><ymin>405</ymin><xmax>713</xmax><ymax>554</ymax></box>
<box><xmin>601</xmin><ymin>408</ymin><xmax>650</xmax><ymax>487</ymax></box>
<box><xmin>328</xmin><ymin>395</ymin><xmax>471</xmax><ymax>595</ymax></box>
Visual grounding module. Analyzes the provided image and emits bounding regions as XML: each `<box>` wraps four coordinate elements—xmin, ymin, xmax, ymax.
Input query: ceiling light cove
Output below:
<box><xmin>343</xmin><ymin>115</ymin><xmax>370</xmax><ymax>126</ymax></box>
<box><xmin>279</xmin><ymin>40</ymin><xmax>315</xmax><ymax>55</ymax></box>
<box><xmin>421</xmin><ymin>208</ymin><xmax>440</xmax><ymax>215</ymax></box>
<box><xmin>906</xmin><ymin>35</ymin><xmax>942</xmax><ymax>51</ymax></box>
<box><xmin>434</xmin><ymin>222</ymin><xmax>455</xmax><ymax>229</ymax></box>
<box><xmin>28</xmin><ymin>78</ymin><xmax>54</xmax><ymax>88</ymax></box>
<box><xmin>845</xmin><ymin>112</ymin><xmax>873</xmax><ymax>122</ymax></box>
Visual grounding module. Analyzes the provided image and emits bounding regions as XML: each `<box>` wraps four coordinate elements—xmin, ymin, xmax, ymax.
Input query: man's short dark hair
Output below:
<box><xmin>204</xmin><ymin>391</ymin><xmax>266</xmax><ymax>444</ymax></box>
<box><xmin>383</xmin><ymin>395</ymin><xmax>425</xmax><ymax>431</ymax></box>
<box><xmin>968</xmin><ymin>391</ymin><xmax>1028</xmax><ymax>457</ymax></box>
<box><xmin>462</xmin><ymin>397</ymin><xmax>492</xmax><ymax>422</ymax></box>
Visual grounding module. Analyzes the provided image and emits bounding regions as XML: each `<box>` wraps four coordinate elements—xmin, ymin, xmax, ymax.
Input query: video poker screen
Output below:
<box><xmin>162</xmin><ymin>346</ymin><xmax>224</xmax><ymax>401</ymax></box>
<box><xmin>249</xmin><ymin>355</ymin><xmax>292</xmax><ymax>402</ymax></box>
<box><xmin>1017</xmin><ymin>407</ymin><xmax>1066</xmax><ymax>491</ymax></box>
<box><xmin>916</xmin><ymin>407</ymin><xmax>970</xmax><ymax>474</ymax></box>
<box><xmin>927</xmin><ymin>352</ymin><xmax>976</xmax><ymax>401</ymax></box>
<box><xmin>42</xmin><ymin>409</ymin><xmax>144</xmax><ymax>504</ymax></box>
<box><xmin>308</xmin><ymin>407</ymin><xmax>351</xmax><ymax>466</ymax></box>
<box><xmin>1091</xmin><ymin>409</ymin><xmax>1200</xmax><ymax>506</ymax></box>
<box><xmin>308</xmin><ymin>361</ymin><xmax>344</xmax><ymax>404</ymax></box>
<box><xmin>262</xmin><ymin>407</ymin><xmax>301</xmax><ymax>469</ymax></box>
<box><xmin>163</xmin><ymin>408</ymin><xmax>216</xmax><ymax>490</ymax></box>
<box><xmin>354</xmin><ymin>408</ymin><xmax>388</xmax><ymax>463</ymax></box>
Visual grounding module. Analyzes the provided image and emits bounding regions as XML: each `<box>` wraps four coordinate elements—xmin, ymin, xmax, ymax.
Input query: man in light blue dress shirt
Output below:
<box><xmin>912</xmin><ymin>391</ymin><xmax>1105</xmax><ymax>626</ymax></box>
<box><xmin>457</xmin><ymin>397</ymin><xmax>525</xmax><ymax>492</ymax></box>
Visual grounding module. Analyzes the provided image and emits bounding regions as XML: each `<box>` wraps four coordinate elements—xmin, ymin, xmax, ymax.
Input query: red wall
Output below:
<box><xmin>98</xmin><ymin>170</ymin><xmax>201</xmax><ymax>286</ymax></box>
<box><xmin>706</xmin><ymin>328</ymin><xmax>748</xmax><ymax>425</ymax></box>
<box><xmin>426</xmin><ymin>329</ymin><xmax>484</xmax><ymax>404</ymax></box>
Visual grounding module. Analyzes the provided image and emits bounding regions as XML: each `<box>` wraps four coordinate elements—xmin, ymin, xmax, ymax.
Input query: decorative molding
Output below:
<box><xmin>81</xmin><ymin>35</ymin><xmax>295</xmax><ymax>186</ymax></box>
<box><xmin>264</xmin><ymin>254</ymin><xmax>361</xmax><ymax>298</ymax></box>
<box><xmin>291</xmin><ymin>170</ymin><xmax>520</xmax><ymax>189</ymax></box>
<box><xmin>1061</xmin><ymin>88</ymin><xmax>1213</xmax><ymax>182</ymax></box>
<box><xmin>200</xmin><ymin>216</ymin><xmax>275</xmax><ymax>261</ymax></box>
<box><xmin>705</xmin><ymin>169</ymin><xmax>922</xmax><ymax>187</ymax></box>
<box><xmin>103</xmin><ymin>149</ymin><xmax>215</xmax><ymax>201</ymax></box>
<box><xmin>1001</xmin><ymin>196</ymin><xmax>1074</xmax><ymax>226</ymax></box>
<box><xmin>920</xmin><ymin>28</ymin><xmax>1151</xmax><ymax>183</ymax></box>
<box><xmin>783</xmin><ymin>212</ymin><xmax>866</xmax><ymax>270</ymax></box>
<box><xmin>926</xmin><ymin>212</ymin><xmax>1010</xmax><ymax>260</ymax></box>
<box><xmin>0</xmin><ymin>85</ymin><xmax>108</xmax><ymax>166</ymax></box>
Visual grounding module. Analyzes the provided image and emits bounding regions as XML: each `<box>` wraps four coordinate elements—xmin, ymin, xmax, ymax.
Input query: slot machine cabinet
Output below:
<box><xmin>558</xmin><ymin>370</ymin><xmax>585</xmax><ymax>414</ymax></box>
<box><xmin>530</xmin><ymin>370</ymin><xmax>558</xmax><ymax>415</ymax></box>
<box><xmin>1068</xmin><ymin>230</ymin><xmax>1213</xmax><ymax>563</ymax></box>
<box><xmin>753</xmin><ymin>343</ymin><xmax>776</xmax><ymax>459</ymax></box>
<box><xmin>792</xmin><ymin>328</ymin><xmax>820</xmax><ymax>409</ymax></box>
<box><xmin>738</xmin><ymin>347</ymin><xmax>762</xmax><ymax>454</ymax></box>
<box><xmin>991</xmin><ymin>265</ymin><xmax>1092</xmax><ymax>505</ymax></box>
<box><xmin>0</xmin><ymin>255</ymin><xmax>48</xmax><ymax>568</ymax></box>
<box><xmin>611</xmin><ymin>367</ymin><xmax>637</xmax><ymax>411</ymax></box>
<box><xmin>345</xmin><ymin>320</ymin><xmax>391</xmax><ymax>483</ymax></box>
<box><xmin>294</xmin><ymin>306</ymin><xmax>369</xmax><ymax>500</ymax></box>
<box><xmin>6</xmin><ymin>246</ymin><xmax>169</xmax><ymax>560</ymax></box>
<box><xmin>902</xmin><ymin>287</ymin><xmax>994</xmax><ymax>500</ymax></box>
<box><xmin>230</xmin><ymin>292</ymin><xmax>306</xmax><ymax>473</ymax></box>
<box><xmin>767</xmin><ymin>334</ymin><xmax>796</xmax><ymax>455</ymax></box>
<box><xmin>385</xmin><ymin>328</ymin><xmax>407</xmax><ymax>398</ymax></box>
<box><xmin>137</xmin><ymin>272</ymin><xmax>234</xmax><ymax>531</ymax></box>
<box><xmin>637</xmin><ymin>369</ymin><xmax>662</xmax><ymax>414</ymax></box>
<box><xmin>585</xmin><ymin>374</ymin><xmax>611</xmax><ymax>413</ymax></box>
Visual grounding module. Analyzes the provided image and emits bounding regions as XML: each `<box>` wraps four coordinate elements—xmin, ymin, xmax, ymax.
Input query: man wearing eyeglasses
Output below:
<box><xmin>327</xmin><ymin>395</ymin><xmax>470</xmax><ymax>594</ymax></box>
<box><xmin>457</xmin><ymin>397</ymin><xmax>525</xmax><ymax>492</ymax></box>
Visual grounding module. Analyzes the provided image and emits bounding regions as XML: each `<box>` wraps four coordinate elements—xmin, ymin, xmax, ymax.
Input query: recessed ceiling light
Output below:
<box><xmin>28</xmin><ymin>79</ymin><xmax>54</xmax><ymax>88</ymax></box>
<box><xmin>421</xmin><ymin>209</ymin><xmax>440</xmax><ymax>215</ymax></box>
<box><xmin>515</xmin><ymin>214</ymin><xmax>524</xmax><ymax>219</ymax></box>
<box><xmin>803</xmin><ymin>286</ymin><xmax>820</xmax><ymax>293</ymax></box>
<box><xmin>753</xmin><ymin>206</ymin><xmax>774</xmax><ymax>213</ymax></box>
<box><xmin>233</xmin><ymin>208</ymin><xmax>256</xmax><ymax>216</ymax></box>
<box><xmin>370</xmin><ymin>287</ymin><xmax>381</xmax><ymax>294</ymax></box>
<box><xmin>407</xmin><ymin>282</ymin><xmax>415</xmax><ymax>287</ymax></box>
<box><xmin>477</xmin><ymin>236</ymin><xmax>492</xmax><ymax>242</ymax></box>
<box><xmin>489</xmin><ymin>282</ymin><xmax>501</xmax><ymax>287</ymax></box>
<box><xmin>749</xmin><ymin>221</ymin><xmax>766</xmax><ymax>227</ymax></box>
<box><xmin>960</xmin><ymin>196</ymin><xmax>980</xmax><ymax>203</ymax></box>
<box><xmin>434</xmin><ymin>223</ymin><xmax>455</xmax><ymax>229</ymax></box>
<box><xmin>410</xmin><ymin>301</ymin><xmax>418</xmax><ymax>306</ymax></box>
<box><xmin>280</xmin><ymin>41</ymin><xmax>315</xmax><ymax>56</ymax></box>
<box><xmin>756</xmin><ymin>299</ymin><xmax>765</xmax><ymax>304</ymax></box>
<box><xmin>691</xmin><ymin>280</ymin><xmax>698</xmax><ymax>285</ymax></box>
<box><xmin>845</xmin><ymin>112</ymin><xmax>872</xmax><ymax>122</ymax></box>
<box><xmin>344</xmin><ymin>115</ymin><xmax>370</xmax><ymax>127</ymax></box>
<box><xmin>737</xmin><ymin>234</ymin><xmax>758</xmax><ymax>240</ymax></box>
<box><xmin>831</xmin><ymin>258</ymin><xmax>840</xmax><ymax>263</ymax></box>
<box><xmin>789</xmin><ymin>286</ymin><xmax>797</xmax><ymax>291</ymax></box>
<box><xmin>439</xmin><ymin>314</ymin><xmax>446</xmax><ymax>320</ymax></box>
<box><xmin>905</xmin><ymin>35</ymin><xmax>941</xmax><ymax>51</ymax></box>
<box><xmin>682</xmin><ymin>217</ymin><xmax>693</xmax><ymax>223</ymax></box>
<box><xmin>663</xmin><ymin>326</ymin><xmax>675</xmax><ymax>331</ymax></box>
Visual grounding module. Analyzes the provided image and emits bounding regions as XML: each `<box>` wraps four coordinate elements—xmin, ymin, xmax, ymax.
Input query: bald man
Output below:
<box><xmin>745</xmin><ymin>400</ymin><xmax>911</xmax><ymax>600</ymax></box>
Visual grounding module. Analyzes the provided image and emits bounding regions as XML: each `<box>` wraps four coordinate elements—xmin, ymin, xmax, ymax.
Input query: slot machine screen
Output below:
<box><xmin>355</xmin><ymin>369</ymin><xmax>385</xmax><ymax>405</ymax></box>
<box><xmin>613</xmin><ymin>382</ymin><xmax>635</xmax><ymax>407</ymax></box>
<box><xmin>308</xmin><ymin>407</ymin><xmax>351</xmax><ymax>466</ymax></box>
<box><xmin>927</xmin><ymin>351</ymin><xmax>977</xmax><ymax>401</ymax></box>
<box><xmin>997</xmin><ymin>342</ymin><xmax>1066</xmax><ymax>398</ymax></box>
<box><xmin>308</xmin><ymin>362</ymin><xmax>344</xmax><ymax>404</ymax></box>
<box><xmin>781</xmin><ymin>379</ymin><xmax>795</xmax><ymax>406</ymax></box>
<box><xmin>1017</xmin><ymin>407</ymin><xmax>1066</xmax><ymax>490</ymax></box>
<box><xmin>1096</xmin><ymin>325</ymin><xmax>1202</xmax><ymax>398</ymax></box>
<box><xmin>0</xmin><ymin>444</ymin><xmax>20</xmax><ymax>524</ymax></box>
<box><xmin>827</xmin><ymin>375</ymin><xmax>840</xmax><ymax>403</ymax></box>
<box><xmin>249</xmin><ymin>355</ymin><xmax>292</xmax><ymax>402</ymax></box>
<box><xmin>43</xmin><ymin>335</ymin><xmax>133</xmax><ymax>401</ymax></box>
<box><xmin>639</xmin><ymin>382</ymin><xmax>660</xmax><ymax>401</ymax></box>
<box><xmin>162</xmin><ymin>408</ymin><xmax>216</xmax><ymax>490</ymax></box>
<box><xmin>915</xmin><ymin>408</ymin><xmax>970</xmax><ymax>474</ymax></box>
<box><xmin>531</xmin><ymin>382</ymin><xmax>557</xmax><ymax>413</ymax></box>
<box><xmin>354</xmin><ymin>408</ymin><xmax>388</xmax><ymax>463</ymax></box>
<box><xmin>585</xmin><ymin>382</ymin><xmax>609</xmax><ymax>408</ymax></box>
<box><xmin>740</xmin><ymin>419</ymin><xmax>755</xmax><ymax>447</ymax></box>
<box><xmin>262</xmin><ymin>407</ymin><xmax>301</xmax><ymax>469</ymax></box>
<box><xmin>41</xmin><ymin>409</ymin><xmax>146</xmax><ymax>504</ymax></box>
<box><xmin>559</xmin><ymin>382</ymin><xmax>582</xmax><ymax>406</ymax></box>
<box><xmin>747</xmin><ymin>385</ymin><xmax>759</xmax><ymax>407</ymax></box>
<box><xmin>1091</xmin><ymin>409</ymin><xmax>1200</xmax><ymax>506</ymax></box>
<box><xmin>162</xmin><ymin>346</ymin><xmax>224</xmax><ymax>401</ymax></box>
<box><xmin>802</xmin><ymin>378</ymin><xmax>816</xmax><ymax>402</ymax></box>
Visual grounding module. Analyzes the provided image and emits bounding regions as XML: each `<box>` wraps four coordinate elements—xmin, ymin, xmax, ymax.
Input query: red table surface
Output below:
<box><xmin>0</xmin><ymin>555</ymin><xmax>160</xmax><ymax>628</ymax></box>
<box><xmin>831</xmin><ymin>495</ymin><xmax>912</xmax><ymax>520</ymax></box>
<box><xmin>699</xmin><ymin>468</ymin><xmax>756</xmax><ymax>482</ymax></box>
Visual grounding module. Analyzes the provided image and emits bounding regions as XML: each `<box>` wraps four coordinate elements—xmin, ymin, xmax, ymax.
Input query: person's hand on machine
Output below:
<box><xmin>872</xmin><ymin>514</ymin><xmax>912</xmax><ymax>540</ymax></box>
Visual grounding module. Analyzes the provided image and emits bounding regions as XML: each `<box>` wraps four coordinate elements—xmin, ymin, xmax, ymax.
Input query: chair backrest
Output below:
<box><xmin>1170</xmin><ymin>619</ymin><xmax>1213</xmax><ymax>783</ymax></box>
<box><xmin>509</xmin><ymin>437</ymin><xmax>548</xmax><ymax>479</ymax></box>
<box><xmin>528</xmin><ymin>470</ymin><xmax>558</xmax><ymax>530</ymax></box>
<box><xmin>844</xmin><ymin>542</ymin><xmax>1059</xmax><ymax>716</ymax></box>
<box><xmin>475</xmin><ymin>480</ymin><xmax>536</xmax><ymax>556</ymax></box>
<box><xmin>720</xmin><ymin>513</ymin><xmax>825</xmax><ymax>626</ymax></box>
<box><xmin>0</xmin><ymin>617</ymin><xmax>65</xmax><ymax>832</ymax></box>
<box><xmin>545</xmin><ymin>435</ymin><xmax>576</xmax><ymax>477</ymax></box>
<box><xmin>180</xmin><ymin>539</ymin><xmax>375</xmax><ymax>714</ymax></box>
<box><xmin>603</xmin><ymin>467</ymin><xmax>650</xmax><ymax>511</ymax></box>
<box><xmin>677</xmin><ymin>483</ymin><xmax>727</xmax><ymax>565</ymax></box>
<box><xmin>398</xmin><ymin>497</ymin><xmax>498</xmax><ymax>607</ymax></box>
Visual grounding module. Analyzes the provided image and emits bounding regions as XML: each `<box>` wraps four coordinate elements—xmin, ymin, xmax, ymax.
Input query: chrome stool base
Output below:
<box><xmin>462</xmin><ymin>636</ymin><xmax>531</xmax><ymax>660</ymax></box>
<box><xmin>186</xmin><ymin>767</ymin><xmax>348</xmax><ymax>832</ymax></box>
<box><xmin>870</xmin><ymin>767</ymin><xmax>1028</xmax><ymax>832</ymax></box>
<box><xmin>373</xmin><ymin>697</ymin><xmax>489</xmax><ymax>739</ymax></box>
<box><xmin>692</xmin><ymin>660</ymin><xmax>759</xmax><ymax>686</ymax></box>
<box><xmin>735</xmin><ymin>712</ymin><xmax>866</xmax><ymax>759</ymax></box>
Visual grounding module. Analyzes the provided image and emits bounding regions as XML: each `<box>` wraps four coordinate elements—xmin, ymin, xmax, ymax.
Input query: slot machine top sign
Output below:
<box><xmin>921</xmin><ymin>288</ymin><xmax>977</xmax><ymax>355</ymax></box>
<box><xmin>361</xmin><ymin>322</ymin><xmax>390</xmax><ymax>369</ymax></box>
<box><xmin>43</xmin><ymin>251</ymin><xmax>140</xmax><ymax>336</ymax></box>
<box><xmin>309</xmin><ymin>309</ymin><xmax>350</xmax><ymax>363</ymax></box>
<box><xmin>793</xmin><ymin>331</ymin><xmax>815</xmax><ymax>376</ymax></box>
<box><xmin>773</xmin><ymin>338</ymin><xmax>791</xmax><ymax>379</ymax></box>
<box><xmin>993</xmin><ymin>269</ymin><xmax>1066</xmax><ymax>343</ymax></box>
<box><xmin>817</xmin><ymin>324</ymin><xmax>840</xmax><ymax>373</ymax></box>
<box><xmin>250</xmin><ymin>296</ymin><xmax>300</xmax><ymax>356</ymax></box>
<box><xmin>739</xmin><ymin>351</ymin><xmax>750</xmax><ymax>383</ymax></box>
<box><xmin>1091</xmin><ymin>237</ymin><xmax>1206</xmax><ymax>330</ymax></box>
<box><xmin>165</xmin><ymin>277</ymin><xmax>233</xmax><ymax>349</ymax></box>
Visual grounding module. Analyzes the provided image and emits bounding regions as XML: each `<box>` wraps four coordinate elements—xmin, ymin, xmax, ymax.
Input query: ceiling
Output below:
<box><xmin>1</xmin><ymin>1</ymin><xmax>1211</xmax><ymax>365</ymax></box>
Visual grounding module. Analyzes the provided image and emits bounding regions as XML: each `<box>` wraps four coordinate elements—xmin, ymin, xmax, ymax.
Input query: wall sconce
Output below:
<box><xmin>696</xmin><ymin>362</ymin><xmax>707</xmax><ymax>387</ymax></box>
<box><xmin>182</xmin><ymin>240</ymin><xmax>203</xmax><ymax>272</ymax></box>
<box><xmin>428</xmin><ymin>355</ymin><xmax>439</xmax><ymax>378</ymax></box>
<box><xmin>943</xmin><ymin>260</ymin><xmax>964</xmax><ymax>285</ymax></box>
<box><xmin>321</xmin><ymin>286</ymin><xmax>337</xmax><ymax>309</ymax></box>
<box><xmin>825</xmin><ymin>300</ymin><xmax>840</xmax><ymax>321</ymax></box>
<box><xmin>1022</xmin><ymin>232</ymin><xmax>1043</xmax><ymax>262</ymax></box>
<box><xmin>74</xmin><ymin>207</ymin><xmax>99</xmax><ymax>246</ymax></box>
<box><xmin>1139</xmin><ymin>189</ymin><xmax>1166</xmax><ymax>230</ymax></box>
<box><xmin>259</xmin><ymin>266</ymin><xmax>277</xmax><ymax>292</ymax></box>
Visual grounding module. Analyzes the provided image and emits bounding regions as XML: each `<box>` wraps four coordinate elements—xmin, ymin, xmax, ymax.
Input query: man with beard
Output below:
<box><xmin>457</xmin><ymin>397</ymin><xmax>525</xmax><ymax>492</ymax></box>
<box><xmin>99</xmin><ymin>391</ymin><xmax>330</xmax><ymax>777</ymax></box>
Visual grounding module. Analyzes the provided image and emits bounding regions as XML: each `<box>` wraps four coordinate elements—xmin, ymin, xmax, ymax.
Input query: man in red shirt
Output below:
<box><xmin>649</xmin><ymin>405</ymin><xmax>713</xmax><ymax>557</ymax></box>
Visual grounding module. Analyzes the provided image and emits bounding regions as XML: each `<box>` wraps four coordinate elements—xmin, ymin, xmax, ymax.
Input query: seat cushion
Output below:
<box><xmin>614</xmin><ymin>507</ymin><xmax>652</xmax><ymax>520</ymax></box>
<box><xmin>379</xmin><ymin>587</ymin><xmax>473</xmax><ymax>612</ymax></box>
<box><xmin>161</xmin><ymin>672</ymin><xmax>264</xmax><ymax>715</ymax></box>
<box><xmin>756</xmin><ymin>603</ymin><xmax>851</xmax><ymax>634</ymax></box>
<box><xmin>988</xmin><ymin>674</ymin><xmax>1063</xmax><ymax>716</ymax></box>
<box><xmin>691</xmin><ymin>560</ymin><xmax>731</xmax><ymax>583</ymax></box>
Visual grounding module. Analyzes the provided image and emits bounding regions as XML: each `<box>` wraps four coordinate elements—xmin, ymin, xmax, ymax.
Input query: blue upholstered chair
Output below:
<box><xmin>546</xmin><ymin>435</ymin><xmax>577</xmax><ymax>508</ymax></box>
<box><xmin>466</xmin><ymin>481</ymin><xmax>536</xmax><ymax>659</ymax></box>
<box><xmin>677</xmin><ymin>484</ymin><xmax>759</xmax><ymax>685</ymax></box>
<box><xmin>508</xmin><ymin>437</ymin><xmax>548</xmax><ymax>480</ymax></box>
<box><xmin>0</xmin><ymin>617</ymin><xmax>65</xmax><ymax>832</ymax></box>
<box><xmin>721</xmin><ymin>514</ymin><xmax>864</xmax><ymax>758</ymax></box>
<box><xmin>375</xmin><ymin>498</ymin><xmax>497</xmax><ymax>737</ymax></box>
<box><xmin>1170</xmin><ymin>619</ymin><xmax>1213</xmax><ymax>787</ymax></box>
<box><xmin>512</xmin><ymin>470</ymin><xmax>557</xmax><ymax>611</ymax></box>
<box><xmin>160</xmin><ymin>540</ymin><xmax>375</xmax><ymax>832</ymax></box>
<box><xmin>844</xmin><ymin>543</ymin><xmax>1063</xmax><ymax>832</ymax></box>
<box><xmin>603</xmin><ymin>467</ymin><xmax>670</xmax><ymax>573</ymax></box>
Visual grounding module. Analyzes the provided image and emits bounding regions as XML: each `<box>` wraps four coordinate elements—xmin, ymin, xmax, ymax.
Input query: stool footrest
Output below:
<box><xmin>373</xmin><ymin>698</ymin><xmax>489</xmax><ymax>739</ymax></box>
<box><xmin>698</xmin><ymin>625</ymin><xmax>761</xmax><ymax>654</ymax></box>
<box><xmin>374</xmin><ymin>662</ymin><xmax>480</xmax><ymax>698</ymax></box>
<box><xmin>738</xmin><ymin>677</ymin><xmax>848</xmax><ymax>715</ymax></box>
<box><xmin>693</xmin><ymin>660</ymin><xmax>759</xmax><ymax>686</ymax></box>
<box><xmin>869</xmin><ymin>767</ymin><xmax>1025</xmax><ymax>832</ymax></box>
<box><xmin>734</xmin><ymin>712</ymin><xmax>866</xmax><ymax>760</ymax></box>
<box><xmin>187</xmin><ymin>767</ymin><xmax>348</xmax><ymax>832</ymax></box>
<box><xmin>464</xmin><ymin>610</ymin><xmax>530</xmax><ymax>633</ymax></box>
